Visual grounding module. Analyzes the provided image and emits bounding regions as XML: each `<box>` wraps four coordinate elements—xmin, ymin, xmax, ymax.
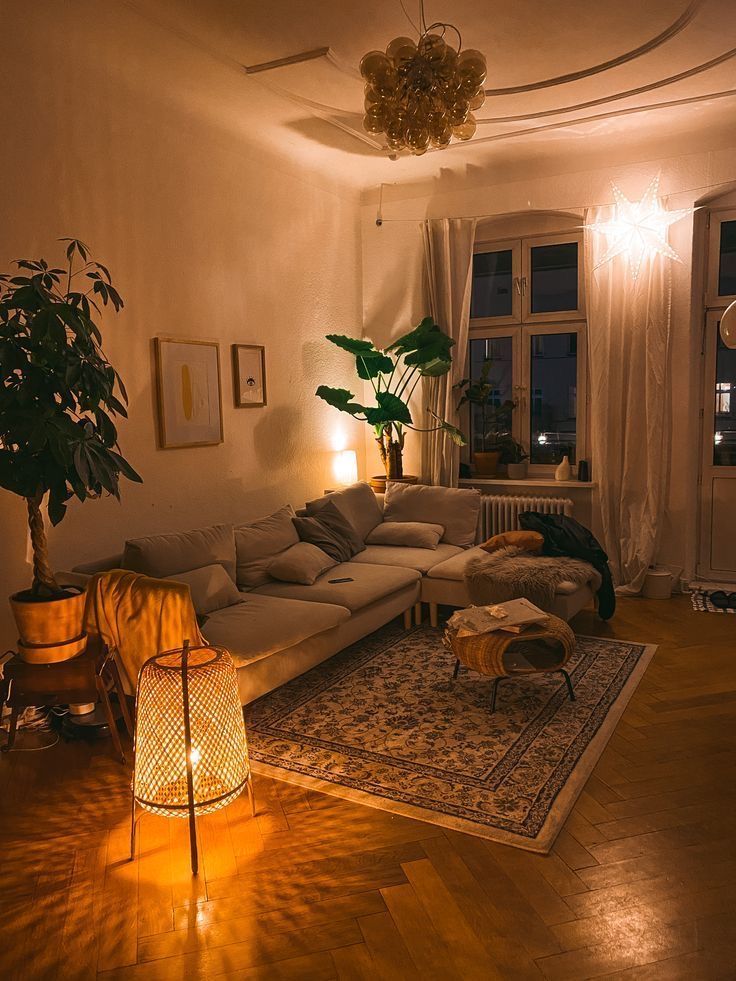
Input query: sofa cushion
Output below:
<box><xmin>254</xmin><ymin>562</ymin><xmax>420</xmax><ymax>612</ymax></box>
<box><xmin>351</xmin><ymin>543</ymin><xmax>462</xmax><ymax>574</ymax></box>
<box><xmin>122</xmin><ymin>524</ymin><xmax>236</xmax><ymax>580</ymax></box>
<box><xmin>293</xmin><ymin>500</ymin><xmax>365</xmax><ymax>562</ymax></box>
<box><xmin>201</xmin><ymin>594</ymin><xmax>350</xmax><ymax>668</ymax></box>
<box><xmin>166</xmin><ymin>564</ymin><xmax>244</xmax><ymax>616</ymax></box>
<box><xmin>383</xmin><ymin>482</ymin><xmax>480</xmax><ymax>548</ymax></box>
<box><xmin>366</xmin><ymin>521</ymin><xmax>444</xmax><ymax>549</ymax></box>
<box><xmin>481</xmin><ymin>530</ymin><xmax>544</xmax><ymax>554</ymax></box>
<box><xmin>268</xmin><ymin>542</ymin><xmax>337</xmax><ymax>585</ymax></box>
<box><xmin>426</xmin><ymin>545</ymin><xmax>489</xmax><ymax>580</ymax></box>
<box><xmin>235</xmin><ymin>505</ymin><xmax>299</xmax><ymax>589</ymax></box>
<box><xmin>306</xmin><ymin>481</ymin><xmax>383</xmax><ymax>541</ymax></box>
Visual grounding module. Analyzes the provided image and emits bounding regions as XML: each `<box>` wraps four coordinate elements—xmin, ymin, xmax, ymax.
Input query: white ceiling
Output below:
<box><xmin>127</xmin><ymin>0</ymin><xmax>736</xmax><ymax>191</ymax></box>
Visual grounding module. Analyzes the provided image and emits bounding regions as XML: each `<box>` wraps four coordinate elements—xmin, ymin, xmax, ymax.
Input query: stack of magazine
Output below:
<box><xmin>447</xmin><ymin>599</ymin><xmax>549</xmax><ymax>638</ymax></box>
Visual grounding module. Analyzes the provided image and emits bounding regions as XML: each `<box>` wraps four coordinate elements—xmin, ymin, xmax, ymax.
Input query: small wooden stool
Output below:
<box><xmin>0</xmin><ymin>646</ymin><xmax>132</xmax><ymax>761</ymax></box>
<box><xmin>445</xmin><ymin>614</ymin><xmax>577</xmax><ymax>712</ymax></box>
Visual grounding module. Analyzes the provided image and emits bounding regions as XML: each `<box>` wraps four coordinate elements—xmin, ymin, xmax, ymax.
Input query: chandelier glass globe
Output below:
<box><xmin>360</xmin><ymin>20</ymin><xmax>486</xmax><ymax>156</ymax></box>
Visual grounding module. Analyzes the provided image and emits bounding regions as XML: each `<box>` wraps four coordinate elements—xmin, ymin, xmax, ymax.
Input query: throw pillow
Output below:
<box><xmin>481</xmin><ymin>530</ymin><xmax>544</xmax><ymax>554</ymax></box>
<box><xmin>165</xmin><ymin>564</ymin><xmax>244</xmax><ymax>616</ymax></box>
<box><xmin>383</xmin><ymin>482</ymin><xmax>481</xmax><ymax>548</ymax></box>
<box><xmin>305</xmin><ymin>481</ymin><xmax>383</xmax><ymax>541</ymax></box>
<box><xmin>292</xmin><ymin>500</ymin><xmax>365</xmax><ymax>563</ymax></box>
<box><xmin>122</xmin><ymin>524</ymin><xmax>236</xmax><ymax>581</ymax></box>
<box><xmin>235</xmin><ymin>505</ymin><xmax>299</xmax><ymax>589</ymax></box>
<box><xmin>268</xmin><ymin>542</ymin><xmax>337</xmax><ymax>585</ymax></box>
<box><xmin>366</xmin><ymin>521</ymin><xmax>444</xmax><ymax>549</ymax></box>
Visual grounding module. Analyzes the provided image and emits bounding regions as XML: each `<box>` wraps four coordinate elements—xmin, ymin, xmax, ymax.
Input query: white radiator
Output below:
<box><xmin>479</xmin><ymin>494</ymin><xmax>573</xmax><ymax>540</ymax></box>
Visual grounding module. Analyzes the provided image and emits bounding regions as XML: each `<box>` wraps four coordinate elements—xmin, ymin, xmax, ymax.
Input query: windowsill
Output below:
<box><xmin>459</xmin><ymin>477</ymin><xmax>596</xmax><ymax>490</ymax></box>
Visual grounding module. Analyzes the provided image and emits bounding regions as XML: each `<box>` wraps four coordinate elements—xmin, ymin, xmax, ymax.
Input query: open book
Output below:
<box><xmin>447</xmin><ymin>599</ymin><xmax>550</xmax><ymax>638</ymax></box>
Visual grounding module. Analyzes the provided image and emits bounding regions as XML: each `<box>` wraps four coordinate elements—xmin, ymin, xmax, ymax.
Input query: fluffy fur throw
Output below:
<box><xmin>464</xmin><ymin>546</ymin><xmax>594</xmax><ymax>610</ymax></box>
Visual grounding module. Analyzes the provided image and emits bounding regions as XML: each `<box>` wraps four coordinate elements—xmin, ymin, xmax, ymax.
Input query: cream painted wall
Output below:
<box><xmin>361</xmin><ymin>147</ymin><xmax>736</xmax><ymax>579</ymax></box>
<box><xmin>0</xmin><ymin>2</ymin><xmax>364</xmax><ymax>647</ymax></box>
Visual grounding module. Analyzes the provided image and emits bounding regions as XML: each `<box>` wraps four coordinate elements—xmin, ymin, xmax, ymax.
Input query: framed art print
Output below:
<box><xmin>232</xmin><ymin>344</ymin><xmax>267</xmax><ymax>408</ymax></box>
<box><xmin>154</xmin><ymin>337</ymin><xmax>223</xmax><ymax>449</ymax></box>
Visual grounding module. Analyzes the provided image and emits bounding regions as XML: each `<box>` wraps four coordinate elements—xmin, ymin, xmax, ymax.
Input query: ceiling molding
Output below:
<box><xmin>483</xmin><ymin>0</ymin><xmax>704</xmax><ymax>95</ymax></box>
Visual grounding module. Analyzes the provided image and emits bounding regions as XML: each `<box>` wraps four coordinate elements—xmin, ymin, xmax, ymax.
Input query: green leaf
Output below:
<box><xmin>356</xmin><ymin>351</ymin><xmax>394</xmax><ymax>380</ymax></box>
<box><xmin>428</xmin><ymin>409</ymin><xmax>466</xmax><ymax>446</ymax></box>
<box><xmin>325</xmin><ymin>334</ymin><xmax>379</xmax><ymax>356</ymax></box>
<box><xmin>376</xmin><ymin>391</ymin><xmax>412</xmax><ymax>423</ymax></box>
<box><xmin>315</xmin><ymin>386</ymin><xmax>367</xmax><ymax>417</ymax></box>
<box><xmin>418</xmin><ymin>356</ymin><xmax>452</xmax><ymax>377</ymax></box>
<box><xmin>387</xmin><ymin>317</ymin><xmax>455</xmax><ymax>369</ymax></box>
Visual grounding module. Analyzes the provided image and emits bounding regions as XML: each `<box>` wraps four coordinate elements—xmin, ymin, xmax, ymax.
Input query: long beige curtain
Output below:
<box><xmin>421</xmin><ymin>217</ymin><xmax>477</xmax><ymax>486</ymax></box>
<box><xmin>585</xmin><ymin>207</ymin><xmax>672</xmax><ymax>592</ymax></box>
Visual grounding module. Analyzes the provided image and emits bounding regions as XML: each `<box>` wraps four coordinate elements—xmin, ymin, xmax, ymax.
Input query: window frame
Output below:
<box><xmin>521</xmin><ymin>232</ymin><xmax>586</xmax><ymax>323</ymax></box>
<box><xmin>470</xmin><ymin>238</ymin><xmax>522</xmax><ymax>326</ymax></box>
<box><xmin>706</xmin><ymin>208</ymin><xmax>736</xmax><ymax>307</ymax></box>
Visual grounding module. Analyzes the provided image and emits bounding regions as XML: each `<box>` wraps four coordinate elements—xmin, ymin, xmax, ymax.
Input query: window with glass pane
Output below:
<box><xmin>718</xmin><ymin>220</ymin><xmax>736</xmax><ymax>297</ymax></box>
<box><xmin>471</xmin><ymin>250</ymin><xmax>514</xmax><ymax>319</ymax></box>
<box><xmin>530</xmin><ymin>332</ymin><xmax>577</xmax><ymax>464</ymax></box>
<box><xmin>714</xmin><ymin>328</ymin><xmax>736</xmax><ymax>465</ymax></box>
<box><xmin>530</xmin><ymin>242</ymin><xmax>578</xmax><ymax>313</ymax></box>
<box><xmin>468</xmin><ymin>335</ymin><xmax>513</xmax><ymax>454</ymax></box>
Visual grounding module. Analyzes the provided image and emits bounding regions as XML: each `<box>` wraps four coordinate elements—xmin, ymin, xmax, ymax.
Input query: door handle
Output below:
<box><xmin>514</xmin><ymin>277</ymin><xmax>522</xmax><ymax>295</ymax></box>
<box><xmin>521</xmin><ymin>276</ymin><xmax>528</xmax><ymax>295</ymax></box>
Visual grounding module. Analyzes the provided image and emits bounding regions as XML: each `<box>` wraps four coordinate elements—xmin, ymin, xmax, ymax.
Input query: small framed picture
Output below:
<box><xmin>154</xmin><ymin>337</ymin><xmax>223</xmax><ymax>449</ymax></box>
<box><xmin>232</xmin><ymin>344</ymin><xmax>267</xmax><ymax>408</ymax></box>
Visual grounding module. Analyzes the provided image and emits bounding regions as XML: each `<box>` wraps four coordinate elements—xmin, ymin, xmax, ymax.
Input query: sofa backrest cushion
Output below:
<box><xmin>268</xmin><ymin>542</ymin><xmax>338</xmax><ymax>585</ymax></box>
<box><xmin>235</xmin><ymin>505</ymin><xmax>299</xmax><ymax>589</ymax></box>
<box><xmin>383</xmin><ymin>482</ymin><xmax>481</xmax><ymax>548</ymax></box>
<box><xmin>122</xmin><ymin>524</ymin><xmax>236</xmax><ymax>580</ymax></box>
<box><xmin>166</xmin><ymin>564</ymin><xmax>244</xmax><ymax>616</ymax></box>
<box><xmin>306</xmin><ymin>481</ymin><xmax>383</xmax><ymax>542</ymax></box>
<box><xmin>292</xmin><ymin>500</ymin><xmax>365</xmax><ymax>563</ymax></box>
<box><xmin>366</xmin><ymin>521</ymin><xmax>444</xmax><ymax>550</ymax></box>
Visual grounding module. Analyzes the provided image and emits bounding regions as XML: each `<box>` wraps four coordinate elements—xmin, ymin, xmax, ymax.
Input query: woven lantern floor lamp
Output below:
<box><xmin>129</xmin><ymin>641</ymin><xmax>255</xmax><ymax>875</ymax></box>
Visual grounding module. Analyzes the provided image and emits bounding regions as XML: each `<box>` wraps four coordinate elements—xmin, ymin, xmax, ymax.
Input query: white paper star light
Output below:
<box><xmin>586</xmin><ymin>175</ymin><xmax>693</xmax><ymax>281</ymax></box>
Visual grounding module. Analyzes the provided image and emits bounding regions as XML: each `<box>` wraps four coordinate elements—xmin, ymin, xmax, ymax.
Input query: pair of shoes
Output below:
<box><xmin>709</xmin><ymin>590</ymin><xmax>736</xmax><ymax>609</ymax></box>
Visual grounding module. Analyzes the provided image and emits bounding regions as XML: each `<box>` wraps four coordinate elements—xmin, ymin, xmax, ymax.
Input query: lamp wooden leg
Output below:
<box><xmin>129</xmin><ymin>796</ymin><xmax>138</xmax><ymax>861</ymax></box>
<box><xmin>452</xmin><ymin>659</ymin><xmax>461</xmax><ymax>680</ymax></box>
<box><xmin>414</xmin><ymin>602</ymin><xmax>422</xmax><ymax>625</ymax></box>
<box><xmin>246</xmin><ymin>773</ymin><xmax>257</xmax><ymax>818</ymax></box>
<box><xmin>429</xmin><ymin>603</ymin><xmax>439</xmax><ymax>628</ymax></box>
<box><xmin>108</xmin><ymin>657</ymin><xmax>134</xmax><ymax>737</ymax></box>
<box><xmin>403</xmin><ymin>608</ymin><xmax>412</xmax><ymax>630</ymax></box>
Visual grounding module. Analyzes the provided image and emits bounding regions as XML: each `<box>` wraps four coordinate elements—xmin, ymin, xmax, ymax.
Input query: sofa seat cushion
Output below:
<box><xmin>253</xmin><ymin>562</ymin><xmax>420</xmax><ymax>612</ymax></box>
<box><xmin>351</xmin><ymin>543</ymin><xmax>462</xmax><ymax>574</ymax></box>
<box><xmin>201</xmin><ymin>594</ymin><xmax>350</xmax><ymax>668</ymax></box>
<box><xmin>427</xmin><ymin>545</ymin><xmax>602</xmax><ymax>594</ymax></box>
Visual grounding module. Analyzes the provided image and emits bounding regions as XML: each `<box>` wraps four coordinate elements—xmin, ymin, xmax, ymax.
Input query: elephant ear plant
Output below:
<box><xmin>316</xmin><ymin>317</ymin><xmax>465</xmax><ymax>480</ymax></box>
<box><xmin>0</xmin><ymin>238</ymin><xmax>141</xmax><ymax>617</ymax></box>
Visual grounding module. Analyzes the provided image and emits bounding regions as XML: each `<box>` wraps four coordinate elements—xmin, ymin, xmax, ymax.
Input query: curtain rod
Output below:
<box><xmin>373</xmin><ymin>177</ymin><xmax>736</xmax><ymax>224</ymax></box>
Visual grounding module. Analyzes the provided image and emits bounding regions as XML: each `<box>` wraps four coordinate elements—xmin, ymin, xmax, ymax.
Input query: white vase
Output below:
<box><xmin>555</xmin><ymin>455</ymin><xmax>571</xmax><ymax>481</ymax></box>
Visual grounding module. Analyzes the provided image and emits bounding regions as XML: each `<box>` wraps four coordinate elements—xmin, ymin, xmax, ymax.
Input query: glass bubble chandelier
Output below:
<box><xmin>360</xmin><ymin>1</ymin><xmax>487</xmax><ymax>156</ymax></box>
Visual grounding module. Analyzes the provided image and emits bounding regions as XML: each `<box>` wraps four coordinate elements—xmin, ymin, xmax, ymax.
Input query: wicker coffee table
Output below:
<box><xmin>444</xmin><ymin>611</ymin><xmax>577</xmax><ymax>713</ymax></box>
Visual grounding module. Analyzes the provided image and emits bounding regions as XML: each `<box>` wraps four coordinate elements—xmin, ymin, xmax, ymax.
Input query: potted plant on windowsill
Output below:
<box><xmin>1</xmin><ymin>239</ymin><xmax>142</xmax><ymax>663</ymax></box>
<box><xmin>499</xmin><ymin>437</ymin><xmax>529</xmax><ymax>479</ymax></box>
<box><xmin>455</xmin><ymin>360</ymin><xmax>516</xmax><ymax>477</ymax></box>
<box><xmin>316</xmin><ymin>317</ymin><xmax>465</xmax><ymax>491</ymax></box>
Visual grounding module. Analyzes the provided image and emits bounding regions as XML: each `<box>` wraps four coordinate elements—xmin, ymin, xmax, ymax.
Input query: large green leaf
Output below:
<box><xmin>355</xmin><ymin>350</ymin><xmax>395</xmax><ymax>380</ymax></box>
<box><xmin>388</xmin><ymin>317</ymin><xmax>455</xmax><ymax>369</ymax></box>
<box><xmin>429</xmin><ymin>410</ymin><xmax>466</xmax><ymax>446</ymax></box>
<box><xmin>315</xmin><ymin>385</ymin><xmax>368</xmax><ymax>417</ymax></box>
<box><xmin>418</xmin><ymin>356</ymin><xmax>452</xmax><ymax>377</ymax></box>
<box><xmin>364</xmin><ymin>391</ymin><xmax>412</xmax><ymax>426</ymax></box>
<box><xmin>325</xmin><ymin>334</ymin><xmax>380</xmax><ymax>356</ymax></box>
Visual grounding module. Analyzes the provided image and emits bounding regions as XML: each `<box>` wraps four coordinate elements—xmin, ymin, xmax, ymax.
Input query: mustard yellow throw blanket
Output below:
<box><xmin>83</xmin><ymin>569</ymin><xmax>203</xmax><ymax>691</ymax></box>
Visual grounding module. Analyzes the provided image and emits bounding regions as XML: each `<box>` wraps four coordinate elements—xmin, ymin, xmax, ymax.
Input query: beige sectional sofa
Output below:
<box><xmin>64</xmin><ymin>481</ymin><xmax>599</xmax><ymax>704</ymax></box>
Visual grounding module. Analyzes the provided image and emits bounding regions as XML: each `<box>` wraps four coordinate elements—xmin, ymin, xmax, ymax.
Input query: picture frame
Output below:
<box><xmin>232</xmin><ymin>344</ymin><xmax>267</xmax><ymax>408</ymax></box>
<box><xmin>154</xmin><ymin>337</ymin><xmax>223</xmax><ymax>449</ymax></box>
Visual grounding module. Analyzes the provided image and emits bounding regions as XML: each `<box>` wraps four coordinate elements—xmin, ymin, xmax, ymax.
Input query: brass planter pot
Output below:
<box><xmin>474</xmin><ymin>451</ymin><xmax>501</xmax><ymax>477</ymax></box>
<box><xmin>10</xmin><ymin>587</ymin><xmax>87</xmax><ymax>663</ymax></box>
<box><xmin>369</xmin><ymin>474</ymin><xmax>418</xmax><ymax>494</ymax></box>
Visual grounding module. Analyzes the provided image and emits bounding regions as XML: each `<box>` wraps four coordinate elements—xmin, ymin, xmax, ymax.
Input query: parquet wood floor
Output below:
<box><xmin>2</xmin><ymin>595</ymin><xmax>735</xmax><ymax>980</ymax></box>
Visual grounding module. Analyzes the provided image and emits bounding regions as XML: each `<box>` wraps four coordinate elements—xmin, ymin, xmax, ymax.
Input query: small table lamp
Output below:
<box><xmin>333</xmin><ymin>448</ymin><xmax>358</xmax><ymax>486</ymax></box>
<box><xmin>130</xmin><ymin>641</ymin><xmax>254</xmax><ymax>874</ymax></box>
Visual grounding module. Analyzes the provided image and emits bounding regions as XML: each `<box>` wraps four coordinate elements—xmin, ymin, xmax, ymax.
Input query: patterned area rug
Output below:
<box><xmin>690</xmin><ymin>589</ymin><xmax>736</xmax><ymax>614</ymax></box>
<box><xmin>248</xmin><ymin>621</ymin><xmax>656</xmax><ymax>853</ymax></box>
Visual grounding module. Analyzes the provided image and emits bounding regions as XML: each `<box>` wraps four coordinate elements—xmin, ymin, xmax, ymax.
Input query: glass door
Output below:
<box><xmin>699</xmin><ymin>312</ymin><xmax>736</xmax><ymax>580</ymax></box>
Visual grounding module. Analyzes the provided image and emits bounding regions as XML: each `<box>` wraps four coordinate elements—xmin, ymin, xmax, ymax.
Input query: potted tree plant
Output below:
<box><xmin>455</xmin><ymin>360</ymin><xmax>516</xmax><ymax>477</ymax></box>
<box><xmin>316</xmin><ymin>317</ymin><xmax>465</xmax><ymax>490</ymax></box>
<box><xmin>0</xmin><ymin>238</ymin><xmax>142</xmax><ymax>662</ymax></box>
<box><xmin>498</xmin><ymin>437</ymin><xmax>529</xmax><ymax>479</ymax></box>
